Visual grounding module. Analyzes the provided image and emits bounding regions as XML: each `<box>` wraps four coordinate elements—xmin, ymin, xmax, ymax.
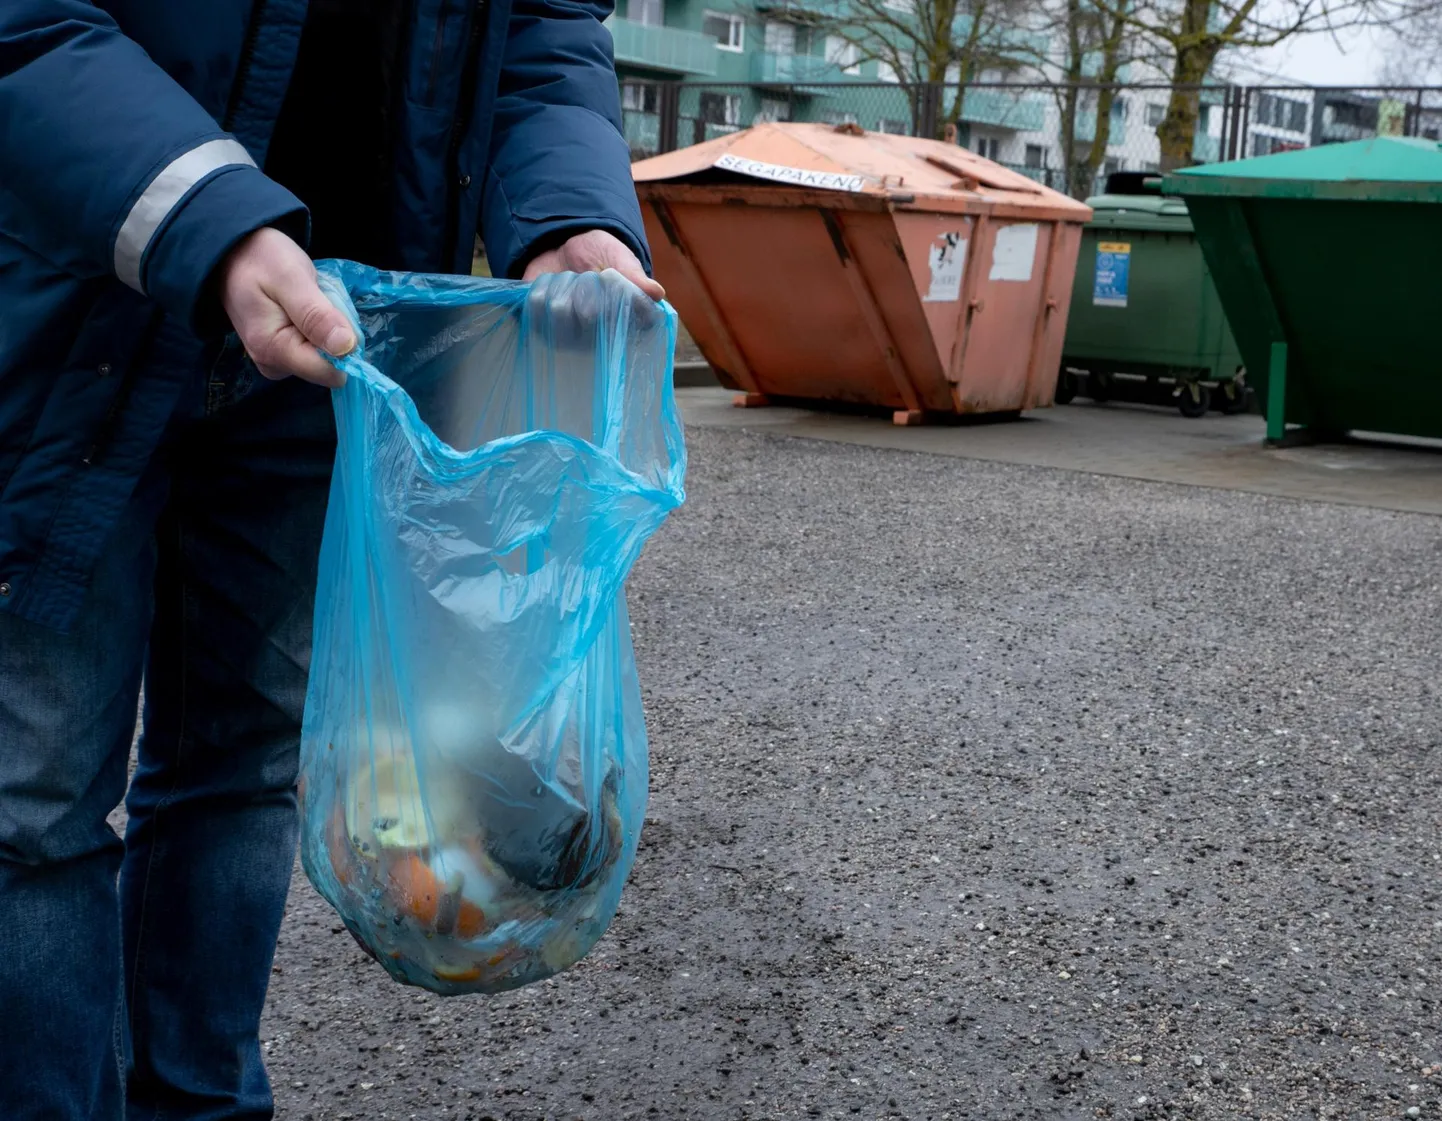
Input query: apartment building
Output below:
<box><xmin>609</xmin><ymin>0</ymin><xmax>1229</xmax><ymax>184</ymax></box>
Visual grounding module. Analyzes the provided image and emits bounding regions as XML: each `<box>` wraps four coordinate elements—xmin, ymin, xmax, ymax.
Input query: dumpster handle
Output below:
<box><xmin>1020</xmin><ymin>223</ymin><xmax>1067</xmax><ymax>409</ymax></box>
<box><xmin>648</xmin><ymin>199</ymin><xmax>765</xmax><ymax>397</ymax></box>
<box><xmin>819</xmin><ymin>208</ymin><xmax>924</xmax><ymax>415</ymax></box>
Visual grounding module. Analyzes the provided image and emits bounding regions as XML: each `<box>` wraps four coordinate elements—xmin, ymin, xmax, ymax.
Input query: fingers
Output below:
<box><xmin>614</xmin><ymin>266</ymin><xmax>666</xmax><ymax>303</ymax></box>
<box><xmin>523</xmin><ymin>231</ymin><xmax>667</xmax><ymax>302</ymax></box>
<box><xmin>260</xmin><ymin>257</ymin><xmax>355</xmax><ymax>388</ymax></box>
<box><xmin>588</xmin><ymin>235</ymin><xmax>665</xmax><ymax>302</ymax></box>
<box><xmin>249</xmin><ymin>322</ymin><xmax>346</xmax><ymax>388</ymax></box>
<box><xmin>220</xmin><ymin>228</ymin><xmax>354</xmax><ymax>389</ymax></box>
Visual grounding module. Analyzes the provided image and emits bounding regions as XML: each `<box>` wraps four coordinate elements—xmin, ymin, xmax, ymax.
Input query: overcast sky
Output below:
<box><xmin>1240</xmin><ymin>25</ymin><xmax>1388</xmax><ymax>85</ymax></box>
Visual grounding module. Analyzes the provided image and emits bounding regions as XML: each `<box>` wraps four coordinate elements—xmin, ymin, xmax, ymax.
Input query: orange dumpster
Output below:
<box><xmin>633</xmin><ymin>123</ymin><xmax>1093</xmax><ymax>424</ymax></box>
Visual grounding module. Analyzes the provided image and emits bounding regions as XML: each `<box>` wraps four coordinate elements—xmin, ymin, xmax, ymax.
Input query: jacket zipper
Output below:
<box><xmin>442</xmin><ymin>0</ymin><xmax>489</xmax><ymax>267</ymax></box>
<box><xmin>223</xmin><ymin>0</ymin><xmax>269</xmax><ymax>132</ymax></box>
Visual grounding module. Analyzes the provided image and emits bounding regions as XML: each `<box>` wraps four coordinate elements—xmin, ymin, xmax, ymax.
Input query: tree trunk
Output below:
<box><xmin>1156</xmin><ymin>55</ymin><xmax>1213</xmax><ymax>170</ymax></box>
<box><xmin>1085</xmin><ymin>85</ymin><xmax>1118</xmax><ymax>192</ymax></box>
<box><xmin>1157</xmin><ymin>0</ymin><xmax>1220</xmax><ymax>171</ymax></box>
<box><xmin>1060</xmin><ymin>86</ymin><xmax>1084</xmax><ymax>197</ymax></box>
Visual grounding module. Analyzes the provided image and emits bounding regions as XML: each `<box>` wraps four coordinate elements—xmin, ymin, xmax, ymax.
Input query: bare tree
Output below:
<box><xmin>1014</xmin><ymin>0</ymin><xmax>1150</xmax><ymax>195</ymax></box>
<box><xmin>1107</xmin><ymin>0</ymin><xmax>1442</xmax><ymax>169</ymax></box>
<box><xmin>784</xmin><ymin>0</ymin><xmax>1039</xmax><ymax>136</ymax></box>
<box><xmin>1377</xmin><ymin>9</ymin><xmax>1442</xmax><ymax>83</ymax></box>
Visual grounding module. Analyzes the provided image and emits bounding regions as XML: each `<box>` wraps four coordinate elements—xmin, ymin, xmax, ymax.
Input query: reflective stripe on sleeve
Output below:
<box><xmin>113</xmin><ymin>138</ymin><xmax>257</xmax><ymax>293</ymax></box>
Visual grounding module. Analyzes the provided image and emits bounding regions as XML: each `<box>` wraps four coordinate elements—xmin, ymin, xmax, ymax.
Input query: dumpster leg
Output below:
<box><xmin>1264</xmin><ymin>342</ymin><xmax>1288</xmax><ymax>444</ymax></box>
<box><xmin>734</xmin><ymin>393</ymin><xmax>772</xmax><ymax>409</ymax></box>
<box><xmin>893</xmin><ymin>409</ymin><xmax>925</xmax><ymax>426</ymax></box>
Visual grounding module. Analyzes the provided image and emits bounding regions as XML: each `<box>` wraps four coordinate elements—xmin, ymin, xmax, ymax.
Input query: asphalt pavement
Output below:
<box><xmin>261</xmin><ymin>422</ymin><xmax>1442</xmax><ymax>1121</ymax></box>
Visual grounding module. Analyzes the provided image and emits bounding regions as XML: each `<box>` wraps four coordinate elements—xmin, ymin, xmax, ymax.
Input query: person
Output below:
<box><xmin>0</xmin><ymin>2</ymin><xmax>662</xmax><ymax>1118</ymax></box>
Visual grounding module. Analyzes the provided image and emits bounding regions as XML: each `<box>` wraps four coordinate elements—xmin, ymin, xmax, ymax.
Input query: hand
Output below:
<box><xmin>218</xmin><ymin>227</ymin><xmax>356</xmax><ymax>387</ymax></box>
<box><xmin>522</xmin><ymin>229</ymin><xmax>665</xmax><ymax>302</ymax></box>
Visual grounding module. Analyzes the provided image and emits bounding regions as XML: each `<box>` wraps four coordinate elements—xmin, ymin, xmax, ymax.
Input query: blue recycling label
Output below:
<box><xmin>1093</xmin><ymin>241</ymin><xmax>1131</xmax><ymax>308</ymax></box>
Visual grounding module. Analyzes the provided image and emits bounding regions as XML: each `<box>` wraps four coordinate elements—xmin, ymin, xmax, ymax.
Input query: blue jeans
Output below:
<box><xmin>0</xmin><ymin>319</ymin><xmax>335</xmax><ymax>1120</ymax></box>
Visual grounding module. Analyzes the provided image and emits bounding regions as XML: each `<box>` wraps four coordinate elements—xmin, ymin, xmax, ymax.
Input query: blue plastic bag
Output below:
<box><xmin>299</xmin><ymin>261</ymin><xmax>685</xmax><ymax>996</ymax></box>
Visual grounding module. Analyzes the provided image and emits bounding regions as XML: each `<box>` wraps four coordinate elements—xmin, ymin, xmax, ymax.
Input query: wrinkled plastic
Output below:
<box><xmin>299</xmin><ymin>261</ymin><xmax>685</xmax><ymax>996</ymax></box>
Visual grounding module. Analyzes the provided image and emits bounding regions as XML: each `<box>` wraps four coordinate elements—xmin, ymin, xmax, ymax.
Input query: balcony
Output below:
<box><xmin>751</xmin><ymin>52</ymin><xmax>856</xmax><ymax>87</ymax></box>
<box><xmin>607</xmin><ymin>18</ymin><xmax>718</xmax><ymax>77</ymax></box>
<box><xmin>957</xmin><ymin>88</ymin><xmax>1046</xmax><ymax>132</ymax></box>
<box><xmin>1073</xmin><ymin>107</ymin><xmax>1125</xmax><ymax>143</ymax></box>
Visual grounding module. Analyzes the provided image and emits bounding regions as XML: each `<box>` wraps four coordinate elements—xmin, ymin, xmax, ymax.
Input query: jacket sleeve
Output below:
<box><xmin>0</xmin><ymin>2</ymin><xmax>307</xmax><ymax>332</ymax></box>
<box><xmin>480</xmin><ymin>0</ymin><xmax>651</xmax><ymax>279</ymax></box>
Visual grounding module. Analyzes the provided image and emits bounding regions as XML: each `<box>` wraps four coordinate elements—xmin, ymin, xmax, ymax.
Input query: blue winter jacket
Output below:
<box><xmin>0</xmin><ymin>0</ymin><xmax>648</xmax><ymax>631</ymax></box>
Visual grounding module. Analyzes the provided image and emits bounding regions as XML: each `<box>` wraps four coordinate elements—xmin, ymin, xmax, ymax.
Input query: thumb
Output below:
<box><xmin>270</xmin><ymin>265</ymin><xmax>357</xmax><ymax>357</ymax></box>
<box><xmin>591</xmin><ymin>239</ymin><xmax>666</xmax><ymax>303</ymax></box>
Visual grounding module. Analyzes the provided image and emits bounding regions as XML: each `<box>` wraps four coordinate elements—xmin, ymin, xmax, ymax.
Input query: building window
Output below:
<box><xmin>1103</xmin><ymin>157</ymin><xmax>1122</xmax><ymax>175</ymax></box>
<box><xmin>754</xmin><ymin>97</ymin><xmax>791</xmax><ymax>124</ymax></box>
<box><xmin>1146</xmin><ymin>103</ymin><xmax>1166</xmax><ymax>128</ymax></box>
<box><xmin>626</xmin><ymin>0</ymin><xmax>663</xmax><ymax>25</ymax></box>
<box><xmin>763</xmin><ymin>20</ymin><xmax>795</xmax><ymax>55</ymax></box>
<box><xmin>1425</xmin><ymin>127</ymin><xmax>1441</xmax><ymax>140</ymax></box>
<box><xmin>699</xmin><ymin>91</ymin><xmax>742</xmax><ymax>127</ymax></box>
<box><xmin>702</xmin><ymin>10</ymin><xmax>745</xmax><ymax>51</ymax></box>
<box><xmin>1024</xmin><ymin>143</ymin><xmax>1045</xmax><ymax>168</ymax></box>
<box><xmin>621</xmin><ymin>82</ymin><xmax>659</xmax><ymax>113</ymax></box>
<box><xmin>884</xmin><ymin>0</ymin><xmax>915</xmax><ymax>10</ymax></box>
<box><xmin>825</xmin><ymin>35</ymin><xmax>862</xmax><ymax>75</ymax></box>
<box><xmin>877</xmin><ymin>59</ymin><xmax>900</xmax><ymax>83</ymax></box>
<box><xmin>975</xmin><ymin>135</ymin><xmax>1000</xmax><ymax>160</ymax></box>
<box><xmin>1257</xmin><ymin>93</ymin><xmax>1308</xmax><ymax>133</ymax></box>
<box><xmin>820</xmin><ymin>109</ymin><xmax>859</xmax><ymax>126</ymax></box>
<box><xmin>877</xmin><ymin>118</ymin><xmax>910</xmax><ymax>134</ymax></box>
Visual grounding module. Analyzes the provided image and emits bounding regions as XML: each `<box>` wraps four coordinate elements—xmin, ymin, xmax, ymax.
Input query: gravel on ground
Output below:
<box><xmin>260</xmin><ymin>426</ymin><xmax>1442</xmax><ymax>1121</ymax></box>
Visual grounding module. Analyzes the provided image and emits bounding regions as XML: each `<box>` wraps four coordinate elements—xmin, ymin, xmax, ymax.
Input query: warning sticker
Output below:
<box><xmin>714</xmin><ymin>153</ymin><xmax>866</xmax><ymax>193</ymax></box>
<box><xmin>924</xmin><ymin>231</ymin><xmax>968</xmax><ymax>303</ymax></box>
<box><xmin>989</xmin><ymin>223</ymin><xmax>1039</xmax><ymax>282</ymax></box>
<box><xmin>1093</xmin><ymin>241</ymin><xmax>1131</xmax><ymax>307</ymax></box>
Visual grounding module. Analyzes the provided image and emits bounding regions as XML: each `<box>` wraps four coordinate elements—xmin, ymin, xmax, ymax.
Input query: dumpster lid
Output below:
<box><xmin>633</xmin><ymin>122</ymin><xmax>1092</xmax><ymax>218</ymax></box>
<box><xmin>1086</xmin><ymin>192</ymin><xmax>1191</xmax><ymax>218</ymax></box>
<box><xmin>1165</xmin><ymin>137</ymin><xmax>1442</xmax><ymax>202</ymax></box>
<box><xmin>1103</xmin><ymin>171</ymin><xmax>1165</xmax><ymax>195</ymax></box>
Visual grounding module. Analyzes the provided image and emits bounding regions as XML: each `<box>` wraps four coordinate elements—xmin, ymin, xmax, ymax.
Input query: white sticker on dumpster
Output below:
<box><xmin>714</xmin><ymin>154</ymin><xmax>866</xmax><ymax>193</ymax></box>
<box><xmin>924</xmin><ymin>232</ymin><xmax>968</xmax><ymax>302</ymax></box>
<box><xmin>989</xmin><ymin>223</ymin><xmax>1039</xmax><ymax>282</ymax></box>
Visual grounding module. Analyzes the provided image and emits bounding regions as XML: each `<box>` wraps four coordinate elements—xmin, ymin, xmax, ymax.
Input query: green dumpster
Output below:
<box><xmin>1166</xmin><ymin>137</ymin><xmax>1442</xmax><ymax>444</ymax></box>
<box><xmin>1059</xmin><ymin>172</ymin><xmax>1247</xmax><ymax>418</ymax></box>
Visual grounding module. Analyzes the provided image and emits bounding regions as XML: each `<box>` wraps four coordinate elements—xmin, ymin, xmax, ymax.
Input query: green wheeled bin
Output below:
<box><xmin>1059</xmin><ymin>172</ymin><xmax>1248</xmax><ymax>418</ymax></box>
<box><xmin>1166</xmin><ymin>137</ymin><xmax>1442</xmax><ymax>445</ymax></box>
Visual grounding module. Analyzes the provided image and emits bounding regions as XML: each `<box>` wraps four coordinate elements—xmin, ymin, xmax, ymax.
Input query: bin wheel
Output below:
<box><xmin>1219</xmin><ymin>383</ymin><xmax>1251</xmax><ymax>415</ymax></box>
<box><xmin>1088</xmin><ymin>372</ymin><xmax>1113</xmax><ymax>404</ymax></box>
<box><xmin>1177</xmin><ymin>383</ymin><xmax>1211</xmax><ymax>418</ymax></box>
<box><xmin>1054</xmin><ymin>370</ymin><xmax>1078</xmax><ymax>405</ymax></box>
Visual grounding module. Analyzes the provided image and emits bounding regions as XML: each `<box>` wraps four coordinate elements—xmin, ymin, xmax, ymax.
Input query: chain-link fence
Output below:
<box><xmin>620</xmin><ymin>80</ymin><xmax>1442</xmax><ymax>199</ymax></box>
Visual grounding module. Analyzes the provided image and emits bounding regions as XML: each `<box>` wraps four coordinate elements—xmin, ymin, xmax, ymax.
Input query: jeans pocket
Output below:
<box><xmin>207</xmin><ymin>333</ymin><xmax>259</xmax><ymax>417</ymax></box>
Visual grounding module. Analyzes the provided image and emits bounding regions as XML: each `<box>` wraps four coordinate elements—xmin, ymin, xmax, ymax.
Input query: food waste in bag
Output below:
<box><xmin>298</xmin><ymin>261</ymin><xmax>685</xmax><ymax>996</ymax></box>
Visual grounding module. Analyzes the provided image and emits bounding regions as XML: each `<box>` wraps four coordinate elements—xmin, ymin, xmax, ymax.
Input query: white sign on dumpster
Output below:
<box><xmin>989</xmin><ymin>223</ymin><xmax>1039</xmax><ymax>282</ymax></box>
<box><xmin>713</xmin><ymin>154</ymin><xmax>866</xmax><ymax>193</ymax></box>
<box><xmin>924</xmin><ymin>231</ymin><xmax>968</xmax><ymax>302</ymax></box>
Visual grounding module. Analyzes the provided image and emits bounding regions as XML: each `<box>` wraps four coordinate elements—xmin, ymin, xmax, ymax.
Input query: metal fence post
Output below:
<box><xmin>658</xmin><ymin>82</ymin><xmax>681</xmax><ymax>154</ymax></box>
